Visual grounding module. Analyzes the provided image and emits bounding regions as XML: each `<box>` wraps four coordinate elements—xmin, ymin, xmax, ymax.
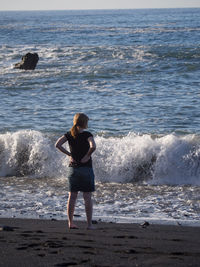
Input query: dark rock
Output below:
<box><xmin>14</xmin><ymin>52</ymin><xmax>39</xmax><ymax>70</ymax></box>
<box><xmin>140</xmin><ymin>221</ymin><xmax>150</xmax><ymax>228</ymax></box>
<box><xmin>0</xmin><ymin>226</ymin><xmax>15</xmax><ymax>231</ymax></box>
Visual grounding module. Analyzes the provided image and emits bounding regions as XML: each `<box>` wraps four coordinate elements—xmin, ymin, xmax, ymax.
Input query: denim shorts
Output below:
<box><xmin>67</xmin><ymin>167</ymin><xmax>95</xmax><ymax>192</ymax></box>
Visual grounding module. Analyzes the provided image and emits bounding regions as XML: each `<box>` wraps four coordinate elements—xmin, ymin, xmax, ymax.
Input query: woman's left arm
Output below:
<box><xmin>55</xmin><ymin>135</ymin><xmax>72</xmax><ymax>157</ymax></box>
<box><xmin>81</xmin><ymin>137</ymin><xmax>96</xmax><ymax>163</ymax></box>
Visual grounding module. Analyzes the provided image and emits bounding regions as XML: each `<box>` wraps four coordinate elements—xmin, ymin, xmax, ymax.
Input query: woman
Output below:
<box><xmin>55</xmin><ymin>113</ymin><xmax>96</xmax><ymax>229</ymax></box>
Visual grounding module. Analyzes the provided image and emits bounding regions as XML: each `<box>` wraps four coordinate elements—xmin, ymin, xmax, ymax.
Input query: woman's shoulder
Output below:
<box><xmin>83</xmin><ymin>131</ymin><xmax>93</xmax><ymax>137</ymax></box>
<box><xmin>64</xmin><ymin>131</ymin><xmax>72</xmax><ymax>139</ymax></box>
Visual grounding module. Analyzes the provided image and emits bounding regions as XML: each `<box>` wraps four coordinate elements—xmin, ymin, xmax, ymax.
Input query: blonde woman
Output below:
<box><xmin>55</xmin><ymin>113</ymin><xmax>96</xmax><ymax>229</ymax></box>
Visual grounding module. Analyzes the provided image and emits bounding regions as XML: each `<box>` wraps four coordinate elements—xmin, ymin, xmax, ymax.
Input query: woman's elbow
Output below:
<box><xmin>55</xmin><ymin>141</ymin><xmax>60</xmax><ymax>149</ymax></box>
<box><xmin>92</xmin><ymin>145</ymin><xmax>96</xmax><ymax>152</ymax></box>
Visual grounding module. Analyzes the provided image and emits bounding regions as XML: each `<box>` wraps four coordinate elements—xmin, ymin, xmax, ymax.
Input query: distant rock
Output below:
<box><xmin>14</xmin><ymin>52</ymin><xmax>39</xmax><ymax>70</ymax></box>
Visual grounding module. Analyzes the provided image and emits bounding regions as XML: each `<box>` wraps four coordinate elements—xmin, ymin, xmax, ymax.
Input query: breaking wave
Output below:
<box><xmin>0</xmin><ymin>130</ymin><xmax>200</xmax><ymax>185</ymax></box>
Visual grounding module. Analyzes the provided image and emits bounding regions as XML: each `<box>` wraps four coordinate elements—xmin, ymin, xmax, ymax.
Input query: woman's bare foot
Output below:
<box><xmin>69</xmin><ymin>223</ymin><xmax>79</xmax><ymax>229</ymax></box>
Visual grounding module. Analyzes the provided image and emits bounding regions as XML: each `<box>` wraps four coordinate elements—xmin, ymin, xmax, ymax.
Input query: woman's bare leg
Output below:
<box><xmin>83</xmin><ymin>192</ymin><xmax>94</xmax><ymax>229</ymax></box>
<box><xmin>67</xmin><ymin>192</ymin><xmax>78</xmax><ymax>229</ymax></box>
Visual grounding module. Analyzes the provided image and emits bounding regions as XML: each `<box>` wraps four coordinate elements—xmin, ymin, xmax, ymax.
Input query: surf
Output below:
<box><xmin>0</xmin><ymin>130</ymin><xmax>200</xmax><ymax>185</ymax></box>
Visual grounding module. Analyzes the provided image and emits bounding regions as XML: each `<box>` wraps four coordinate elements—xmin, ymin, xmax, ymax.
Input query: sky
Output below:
<box><xmin>0</xmin><ymin>0</ymin><xmax>200</xmax><ymax>11</ymax></box>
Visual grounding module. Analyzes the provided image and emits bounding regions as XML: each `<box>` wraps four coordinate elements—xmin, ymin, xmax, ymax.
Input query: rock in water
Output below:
<box><xmin>14</xmin><ymin>52</ymin><xmax>39</xmax><ymax>70</ymax></box>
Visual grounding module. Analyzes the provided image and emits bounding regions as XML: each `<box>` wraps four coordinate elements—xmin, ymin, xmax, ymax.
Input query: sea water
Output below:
<box><xmin>0</xmin><ymin>8</ymin><xmax>200</xmax><ymax>225</ymax></box>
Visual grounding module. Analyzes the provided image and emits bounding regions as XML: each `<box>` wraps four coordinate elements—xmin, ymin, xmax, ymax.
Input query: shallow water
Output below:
<box><xmin>0</xmin><ymin>176</ymin><xmax>199</xmax><ymax>226</ymax></box>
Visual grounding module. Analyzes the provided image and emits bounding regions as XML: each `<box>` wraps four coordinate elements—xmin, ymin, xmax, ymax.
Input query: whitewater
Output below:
<box><xmin>0</xmin><ymin>130</ymin><xmax>200</xmax><ymax>225</ymax></box>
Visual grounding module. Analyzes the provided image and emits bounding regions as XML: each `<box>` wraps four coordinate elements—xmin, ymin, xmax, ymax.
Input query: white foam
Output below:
<box><xmin>0</xmin><ymin>130</ymin><xmax>67</xmax><ymax>178</ymax></box>
<box><xmin>93</xmin><ymin>133</ymin><xmax>158</xmax><ymax>183</ymax></box>
<box><xmin>152</xmin><ymin>134</ymin><xmax>200</xmax><ymax>185</ymax></box>
<box><xmin>0</xmin><ymin>130</ymin><xmax>200</xmax><ymax>185</ymax></box>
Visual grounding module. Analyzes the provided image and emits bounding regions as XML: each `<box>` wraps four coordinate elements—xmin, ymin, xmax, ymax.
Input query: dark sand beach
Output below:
<box><xmin>0</xmin><ymin>218</ymin><xmax>200</xmax><ymax>266</ymax></box>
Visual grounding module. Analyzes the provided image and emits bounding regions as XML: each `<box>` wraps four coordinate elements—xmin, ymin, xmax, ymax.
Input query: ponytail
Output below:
<box><xmin>70</xmin><ymin>113</ymin><xmax>89</xmax><ymax>138</ymax></box>
<box><xmin>70</xmin><ymin>124</ymin><xmax>79</xmax><ymax>138</ymax></box>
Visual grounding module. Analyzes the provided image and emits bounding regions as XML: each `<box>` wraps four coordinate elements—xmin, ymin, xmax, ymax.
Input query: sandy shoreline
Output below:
<box><xmin>0</xmin><ymin>218</ymin><xmax>200</xmax><ymax>267</ymax></box>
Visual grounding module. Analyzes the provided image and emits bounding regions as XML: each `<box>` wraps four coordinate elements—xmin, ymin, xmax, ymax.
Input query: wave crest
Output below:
<box><xmin>94</xmin><ymin>133</ymin><xmax>200</xmax><ymax>185</ymax></box>
<box><xmin>0</xmin><ymin>130</ymin><xmax>65</xmax><ymax>177</ymax></box>
<box><xmin>0</xmin><ymin>130</ymin><xmax>200</xmax><ymax>185</ymax></box>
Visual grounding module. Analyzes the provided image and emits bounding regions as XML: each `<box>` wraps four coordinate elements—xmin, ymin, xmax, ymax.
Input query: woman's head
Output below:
<box><xmin>71</xmin><ymin>113</ymin><xmax>89</xmax><ymax>138</ymax></box>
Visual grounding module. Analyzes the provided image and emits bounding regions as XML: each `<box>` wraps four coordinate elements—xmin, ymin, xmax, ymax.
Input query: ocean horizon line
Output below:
<box><xmin>0</xmin><ymin>7</ymin><xmax>200</xmax><ymax>12</ymax></box>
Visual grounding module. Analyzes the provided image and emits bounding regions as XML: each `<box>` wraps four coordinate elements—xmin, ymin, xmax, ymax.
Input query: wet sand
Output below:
<box><xmin>0</xmin><ymin>218</ymin><xmax>200</xmax><ymax>267</ymax></box>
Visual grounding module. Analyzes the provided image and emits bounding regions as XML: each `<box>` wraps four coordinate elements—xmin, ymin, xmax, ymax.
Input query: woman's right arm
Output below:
<box><xmin>55</xmin><ymin>135</ymin><xmax>71</xmax><ymax>156</ymax></box>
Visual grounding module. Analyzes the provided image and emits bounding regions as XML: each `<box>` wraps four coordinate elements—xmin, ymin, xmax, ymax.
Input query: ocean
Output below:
<box><xmin>0</xmin><ymin>8</ymin><xmax>200</xmax><ymax>226</ymax></box>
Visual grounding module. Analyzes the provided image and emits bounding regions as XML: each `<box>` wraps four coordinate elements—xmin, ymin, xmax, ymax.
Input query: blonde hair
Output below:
<box><xmin>70</xmin><ymin>113</ymin><xmax>89</xmax><ymax>138</ymax></box>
